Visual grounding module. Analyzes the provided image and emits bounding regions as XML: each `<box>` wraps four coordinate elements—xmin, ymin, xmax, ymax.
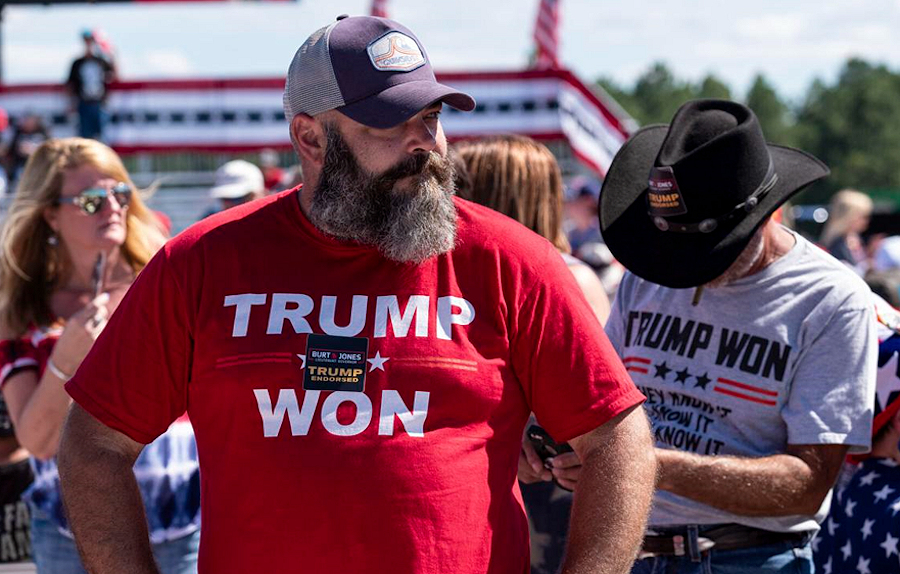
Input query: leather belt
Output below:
<box><xmin>640</xmin><ymin>524</ymin><xmax>811</xmax><ymax>558</ymax></box>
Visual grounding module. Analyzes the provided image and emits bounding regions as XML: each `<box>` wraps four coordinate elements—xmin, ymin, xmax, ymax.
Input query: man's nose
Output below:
<box><xmin>403</xmin><ymin>116</ymin><xmax>438</xmax><ymax>155</ymax></box>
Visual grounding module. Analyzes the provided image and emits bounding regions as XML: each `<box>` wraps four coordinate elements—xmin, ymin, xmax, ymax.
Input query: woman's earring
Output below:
<box><xmin>47</xmin><ymin>234</ymin><xmax>58</xmax><ymax>246</ymax></box>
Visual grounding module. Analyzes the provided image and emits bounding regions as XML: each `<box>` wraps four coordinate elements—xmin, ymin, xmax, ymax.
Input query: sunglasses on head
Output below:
<box><xmin>57</xmin><ymin>182</ymin><xmax>132</xmax><ymax>215</ymax></box>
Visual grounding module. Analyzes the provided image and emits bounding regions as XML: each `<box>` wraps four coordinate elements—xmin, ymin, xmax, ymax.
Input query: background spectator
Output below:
<box><xmin>2</xmin><ymin>114</ymin><xmax>51</xmax><ymax>192</ymax></box>
<box><xmin>820</xmin><ymin>188</ymin><xmax>874</xmax><ymax>273</ymax></box>
<box><xmin>203</xmin><ymin>159</ymin><xmax>266</xmax><ymax>219</ymax></box>
<box><xmin>259</xmin><ymin>148</ymin><xmax>284</xmax><ymax>192</ymax></box>
<box><xmin>0</xmin><ymin>137</ymin><xmax>200</xmax><ymax>574</ymax></box>
<box><xmin>813</xmin><ymin>304</ymin><xmax>900</xmax><ymax>574</ymax></box>
<box><xmin>455</xmin><ymin>134</ymin><xmax>611</xmax><ymax>574</ymax></box>
<box><xmin>866</xmin><ymin>236</ymin><xmax>900</xmax><ymax>309</ymax></box>
<box><xmin>66</xmin><ymin>29</ymin><xmax>117</xmax><ymax>140</ymax></box>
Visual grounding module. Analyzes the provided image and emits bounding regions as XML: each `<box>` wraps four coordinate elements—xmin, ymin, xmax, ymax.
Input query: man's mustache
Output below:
<box><xmin>374</xmin><ymin>152</ymin><xmax>442</xmax><ymax>188</ymax></box>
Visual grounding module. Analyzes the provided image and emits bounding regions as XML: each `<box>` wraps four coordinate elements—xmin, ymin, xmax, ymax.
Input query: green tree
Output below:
<box><xmin>745</xmin><ymin>74</ymin><xmax>795</xmax><ymax>147</ymax></box>
<box><xmin>629</xmin><ymin>62</ymin><xmax>696</xmax><ymax>125</ymax></box>
<box><xmin>596</xmin><ymin>76</ymin><xmax>642</xmax><ymax>123</ymax></box>
<box><xmin>694</xmin><ymin>74</ymin><xmax>732</xmax><ymax>100</ymax></box>
<box><xmin>795</xmin><ymin>58</ymin><xmax>900</xmax><ymax>203</ymax></box>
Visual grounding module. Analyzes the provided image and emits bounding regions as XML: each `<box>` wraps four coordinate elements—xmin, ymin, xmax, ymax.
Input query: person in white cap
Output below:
<box><xmin>208</xmin><ymin>159</ymin><xmax>266</xmax><ymax>214</ymax></box>
<box><xmin>56</xmin><ymin>14</ymin><xmax>654</xmax><ymax>574</ymax></box>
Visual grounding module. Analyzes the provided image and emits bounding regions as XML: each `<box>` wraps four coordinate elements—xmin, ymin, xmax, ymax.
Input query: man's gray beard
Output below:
<box><xmin>308</xmin><ymin>124</ymin><xmax>457</xmax><ymax>264</ymax></box>
<box><xmin>706</xmin><ymin>227</ymin><xmax>766</xmax><ymax>288</ymax></box>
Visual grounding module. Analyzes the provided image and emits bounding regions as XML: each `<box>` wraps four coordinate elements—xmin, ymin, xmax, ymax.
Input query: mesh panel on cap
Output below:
<box><xmin>283</xmin><ymin>22</ymin><xmax>345</xmax><ymax>120</ymax></box>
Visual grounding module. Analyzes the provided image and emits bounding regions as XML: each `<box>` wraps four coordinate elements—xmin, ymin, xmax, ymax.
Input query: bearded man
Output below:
<box><xmin>55</xmin><ymin>15</ymin><xmax>655</xmax><ymax>574</ymax></box>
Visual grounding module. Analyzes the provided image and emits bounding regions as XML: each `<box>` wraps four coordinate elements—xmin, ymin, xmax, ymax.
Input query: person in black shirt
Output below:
<box><xmin>66</xmin><ymin>30</ymin><xmax>116</xmax><ymax>140</ymax></box>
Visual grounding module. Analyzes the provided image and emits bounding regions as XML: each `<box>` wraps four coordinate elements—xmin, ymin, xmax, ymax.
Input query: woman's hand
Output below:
<box><xmin>49</xmin><ymin>293</ymin><xmax>110</xmax><ymax>377</ymax></box>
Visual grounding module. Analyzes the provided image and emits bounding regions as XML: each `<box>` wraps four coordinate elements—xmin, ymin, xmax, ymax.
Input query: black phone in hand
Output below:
<box><xmin>526</xmin><ymin>425</ymin><xmax>574</xmax><ymax>492</ymax></box>
<box><xmin>526</xmin><ymin>425</ymin><xmax>573</xmax><ymax>462</ymax></box>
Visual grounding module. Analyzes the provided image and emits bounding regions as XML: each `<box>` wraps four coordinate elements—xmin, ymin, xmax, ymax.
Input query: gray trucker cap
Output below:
<box><xmin>283</xmin><ymin>15</ymin><xmax>476</xmax><ymax>129</ymax></box>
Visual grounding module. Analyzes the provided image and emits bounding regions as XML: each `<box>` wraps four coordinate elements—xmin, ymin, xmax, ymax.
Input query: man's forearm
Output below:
<box><xmin>58</xmin><ymin>405</ymin><xmax>159</xmax><ymax>574</ymax></box>
<box><xmin>561</xmin><ymin>408</ymin><xmax>656</xmax><ymax>574</ymax></box>
<box><xmin>655</xmin><ymin>445</ymin><xmax>845</xmax><ymax>517</ymax></box>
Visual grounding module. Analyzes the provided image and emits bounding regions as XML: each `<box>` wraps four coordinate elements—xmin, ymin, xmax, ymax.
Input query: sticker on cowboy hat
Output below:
<box><xmin>648</xmin><ymin>166</ymin><xmax>689</xmax><ymax>217</ymax></box>
<box><xmin>367</xmin><ymin>31</ymin><xmax>426</xmax><ymax>72</ymax></box>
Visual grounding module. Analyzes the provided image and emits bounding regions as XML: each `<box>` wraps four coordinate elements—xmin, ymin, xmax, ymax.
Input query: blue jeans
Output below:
<box><xmin>31</xmin><ymin>509</ymin><xmax>199</xmax><ymax>574</ymax></box>
<box><xmin>76</xmin><ymin>101</ymin><xmax>106</xmax><ymax>140</ymax></box>
<box><xmin>632</xmin><ymin>538</ymin><xmax>814</xmax><ymax>574</ymax></box>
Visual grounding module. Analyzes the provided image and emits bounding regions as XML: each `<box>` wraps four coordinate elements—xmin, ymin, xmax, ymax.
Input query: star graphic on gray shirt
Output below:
<box><xmin>654</xmin><ymin>361</ymin><xmax>672</xmax><ymax>379</ymax></box>
<box><xmin>694</xmin><ymin>372</ymin><xmax>711</xmax><ymax>389</ymax></box>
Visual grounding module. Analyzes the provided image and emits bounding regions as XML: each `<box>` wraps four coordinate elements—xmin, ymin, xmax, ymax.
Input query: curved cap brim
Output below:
<box><xmin>337</xmin><ymin>80</ymin><xmax>475</xmax><ymax>129</ymax></box>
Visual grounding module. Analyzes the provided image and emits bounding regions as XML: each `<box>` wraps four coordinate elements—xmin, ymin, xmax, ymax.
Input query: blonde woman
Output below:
<box><xmin>455</xmin><ymin>135</ymin><xmax>610</xmax><ymax>324</ymax></box>
<box><xmin>819</xmin><ymin>189</ymin><xmax>873</xmax><ymax>272</ymax></box>
<box><xmin>455</xmin><ymin>135</ymin><xmax>609</xmax><ymax>574</ymax></box>
<box><xmin>0</xmin><ymin>138</ymin><xmax>200</xmax><ymax>574</ymax></box>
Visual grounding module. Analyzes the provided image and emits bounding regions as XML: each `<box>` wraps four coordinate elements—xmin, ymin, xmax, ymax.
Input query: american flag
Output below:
<box><xmin>532</xmin><ymin>0</ymin><xmax>560</xmax><ymax>69</ymax></box>
<box><xmin>371</xmin><ymin>0</ymin><xmax>389</xmax><ymax>18</ymax></box>
<box><xmin>813</xmin><ymin>458</ymin><xmax>900</xmax><ymax>574</ymax></box>
<box><xmin>812</xmin><ymin>332</ymin><xmax>900</xmax><ymax>574</ymax></box>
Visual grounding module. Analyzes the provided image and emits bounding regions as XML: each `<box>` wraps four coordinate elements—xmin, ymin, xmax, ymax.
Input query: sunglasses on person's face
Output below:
<box><xmin>57</xmin><ymin>182</ymin><xmax>132</xmax><ymax>215</ymax></box>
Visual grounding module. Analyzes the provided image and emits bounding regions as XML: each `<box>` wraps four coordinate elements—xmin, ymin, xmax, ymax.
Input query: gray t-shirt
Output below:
<box><xmin>606</xmin><ymin>231</ymin><xmax>877</xmax><ymax>533</ymax></box>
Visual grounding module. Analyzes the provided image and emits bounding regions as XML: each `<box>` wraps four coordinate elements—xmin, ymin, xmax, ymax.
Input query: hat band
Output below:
<box><xmin>651</xmin><ymin>160</ymin><xmax>777</xmax><ymax>234</ymax></box>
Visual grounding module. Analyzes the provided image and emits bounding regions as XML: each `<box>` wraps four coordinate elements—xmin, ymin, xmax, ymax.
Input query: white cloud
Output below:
<box><xmin>132</xmin><ymin>49</ymin><xmax>195</xmax><ymax>77</ymax></box>
<box><xmin>734</xmin><ymin>14</ymin><xmax>807</xmax><ymax>42</ymax></box>
<box><xmin>5</xmin><ymin>43</ymin><xmax>74</xmax><ymax>82</ymax></box>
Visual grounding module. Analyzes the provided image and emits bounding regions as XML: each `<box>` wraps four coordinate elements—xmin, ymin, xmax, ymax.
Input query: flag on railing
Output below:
<box><xmin>532</xmin><ymin>0</ymin><xmax>560</xmax><ymax>69</ymax></box>
<box><xmin>371</xmin><ymin>0</ymin><xmax>389</xmax><ymax>18</ymax></box>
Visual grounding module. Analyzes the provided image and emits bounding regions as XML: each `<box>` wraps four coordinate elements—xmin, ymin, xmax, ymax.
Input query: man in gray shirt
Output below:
<box><xmin>599</xmin><ymin>99</ymin><xmax>877</xmax><ymax>573</ymax></box>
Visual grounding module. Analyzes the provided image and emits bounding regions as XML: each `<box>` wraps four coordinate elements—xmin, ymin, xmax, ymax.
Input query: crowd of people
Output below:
<box><xmin>0</xmin><ymin>13</ymin><xmax>897</xmax><ymax>574</ymax></box>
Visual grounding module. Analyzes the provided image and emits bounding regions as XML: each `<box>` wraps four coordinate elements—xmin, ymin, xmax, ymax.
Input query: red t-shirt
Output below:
<box><xmin>67</xmin><ymin>188</ymin><xmax>643</xmax><ymax>574</ymax></box>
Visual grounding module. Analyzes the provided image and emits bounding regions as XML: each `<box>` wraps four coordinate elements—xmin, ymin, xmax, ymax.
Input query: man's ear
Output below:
<box><xmin>291</xmin><ymin>114</ymin><xmax>326</xmax><ymax>166</ymax></box>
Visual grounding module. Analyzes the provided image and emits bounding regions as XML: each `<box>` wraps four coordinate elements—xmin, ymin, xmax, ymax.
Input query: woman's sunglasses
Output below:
<box><xmin>57</xmin><ymin>182</ymin><xmax>133</xmax><ymax>215</ymax></box>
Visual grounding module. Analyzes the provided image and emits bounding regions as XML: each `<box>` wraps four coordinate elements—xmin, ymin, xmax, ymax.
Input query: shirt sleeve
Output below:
<box><xmin>782</xmin><ymin>301</ymin><xmax>877</xmax><ymax>454</ymax></box>
<box><xmin>0</xmin><ymin>337</ymin><xmax>40</xmax><ymax>389</ymax></box>
<box><xmin>510</xmin><ymin>242</ymin><xmax>644</xmax><ymax>443</ymax></box>
<box><xmin>603</xmin><ymin>277</ymin><xmax>629</xmax><ymax>357</ymax></box>
<box><xmin>66</xmin><ymin>246</ymin><xmax>193</xmax><ymax>445</ymax></box>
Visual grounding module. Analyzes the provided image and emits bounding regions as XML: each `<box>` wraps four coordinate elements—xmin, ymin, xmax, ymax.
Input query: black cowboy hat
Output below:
<box><xmin>599</xmin><ymin>99</ymin><xmax>829</xmax><ymax>289</ymax></box>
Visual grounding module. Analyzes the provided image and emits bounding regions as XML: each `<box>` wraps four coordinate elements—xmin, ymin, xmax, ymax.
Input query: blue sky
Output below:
<box><xmin>4</xmin><ymin>0</ymin><xmax>899</xmax><ymax>103</ymax></box>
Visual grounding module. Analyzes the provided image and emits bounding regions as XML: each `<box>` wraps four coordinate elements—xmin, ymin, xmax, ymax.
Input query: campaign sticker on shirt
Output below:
<box><xmin>303</xmin><ymin>334</ymin><xmax>369</xmax><ymax>392</ymax></box>
<box><xmin>647</xmin><ymin>166</ymin><xmax>689</xmax><ymax>216</ymax></box>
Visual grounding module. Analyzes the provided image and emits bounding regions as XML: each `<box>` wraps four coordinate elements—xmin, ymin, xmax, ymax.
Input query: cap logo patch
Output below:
<box><xmin>367</xmin><ymin>32</ymin><xmax>426</xmax><ymax>72</ymax></box>
<box><xmin>647</xmin><ymin>166</ymin><xmax>689</xmax><ymax>216</ymax></box>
